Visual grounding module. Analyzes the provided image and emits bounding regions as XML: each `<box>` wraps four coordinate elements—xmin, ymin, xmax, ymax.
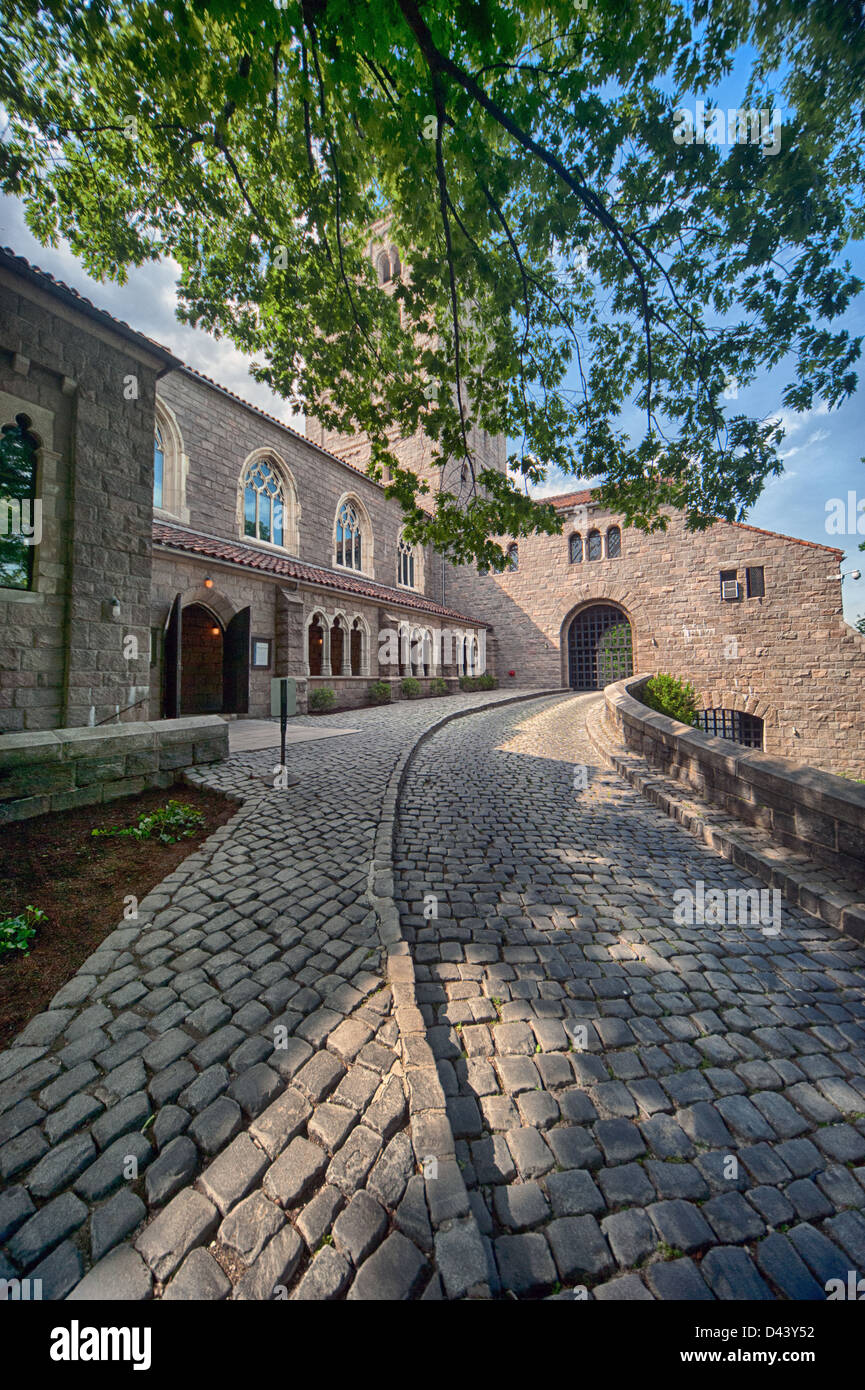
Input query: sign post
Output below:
<box><xmin>270</xmin><ymin>677</ymin><xmax>297</xmax><ymax>776</ymax></box>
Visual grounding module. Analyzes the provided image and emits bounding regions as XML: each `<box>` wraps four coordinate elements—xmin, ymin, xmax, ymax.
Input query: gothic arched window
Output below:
<box><xmin>586</xmin><ymin>529</ymin><xmax>602</xmax><ymax>561</ymax></box>
<box><xmin>569</xmin><ymin>533</ymin><xmax>583</xmax><ymax>564</ymax></box>
<box><xmin>0</xmin><ymin>413</ymin><xmax>39</xmax><ymax>591</ymax></box>
<box><xmin>377</xmin><ymin>252</ymin><xmax>391</xmax><ymax>284</ymax></box>
<box><xmin>607</xmin><ymin>525</ymin><xmax>622</xmax><ymax>559</ymax></box>
<box><xmin>308</xmin><ymin>615</ymin><xmax>325</xmax><ymax>676</ymax></box>
<box><xmin>153</xmin><ymin>424</ymin><xmax>165</xmax><ymax>510</ymax></box>
<box><xmin>335</xmin><ymin>500</ymin><xmax>364</xmax><ymax>570</ymax></box>
<box><xmin>390</xmin><ymin>249</ymin><xmax>401</xmax><ymax>278</ymax></box>
<box><xmin>398</xmin><ymin>533</ymin><xmax>416</xmax><ymax>588</ymax></box>
<box><xmin>506</xmin><ymin>543</ymin><xmax>519</xmax><ymax>571</ymax></box>
<box><xmin>243</xmin><ymin>456</ymin><xmax>285</xmax><ymax>546</ymax></box>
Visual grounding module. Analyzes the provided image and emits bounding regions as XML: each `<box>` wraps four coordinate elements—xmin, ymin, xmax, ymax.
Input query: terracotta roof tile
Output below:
<box><xmin>153</xmin><ymin>520</ymin><xmax>488</xmax><ymax>626</ymax></box>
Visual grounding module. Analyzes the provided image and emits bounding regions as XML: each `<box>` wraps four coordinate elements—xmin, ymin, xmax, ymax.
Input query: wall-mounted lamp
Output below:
<box><xmin>210</xmin><ymin>626</ymin><xmax>220</xmax><ymax>637</ymax></box>
<box><xmin>204</xmin><ymin>576</ymin><xmax>214</xmax><ymax>589</ymax></box>
<box><xmin>838</xmin><ymin>569</ymin><xmax>862</xmax><ymax>583</ymax></box>
<box><xmin>110</xmin><ymin>596</ymin><xmax>121</xmax><ymax>620</ymax></box>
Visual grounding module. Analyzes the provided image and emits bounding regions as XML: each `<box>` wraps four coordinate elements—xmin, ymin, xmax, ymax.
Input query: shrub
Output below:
<box><xmin>309</xmin><ymin>687</ymin><xmax>335</xmax><ymax>712</ymax></box>
<box><xmin>477</xmin><ymin>673</ymin><xmax>497</xmax><ymax>690</ymax></box>
<box><xmin>429</xmin><ymin>677</ymin><xmax>448</xmax><ymax>696</ymax></box>
<box><xmin>368</xmin><ymin>680</ymin><xmax>392</xmax><ymax>704</ymax></box>
<box><xmin>641</xmin><ymin>674</ymin><xmax>699</xmax><ymax>726</ymax></box>
<box><xmin>92</xmin><ymin>799</ymin><xmax>205</xmax><ymax>844</ymax></box>
<box><xmin>459</xmin><ymin>675</ymin><xmax>478</xmax><ymax>691</ymax></box>
<box><xmin>0</xmin><ymin>905</ymin><xmax>46</xmax><ymax>958</ymax></box>
<box><xmin>400</xmin><ymin>676</ymin><xmax>421</xmax><ymax>699</ymax></box>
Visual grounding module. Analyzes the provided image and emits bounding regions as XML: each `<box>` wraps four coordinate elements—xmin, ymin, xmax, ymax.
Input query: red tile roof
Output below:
<box><xmin>153</xmin><ymin>521</ymin><xmax>488</xmax><ymax>626</ymax></box>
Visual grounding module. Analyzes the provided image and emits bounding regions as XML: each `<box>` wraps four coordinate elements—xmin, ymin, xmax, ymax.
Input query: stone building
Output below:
<box><xmin>0</xmin><ymin>247</ymin><xmax>180</xmax><ymax>733</ymax></box>
<box><xmin>2</xmin><ymin>244</ymin><xmax>863</xmax><ymax>775</ymax></box>
<box><xmin>446</xmin><ymin>490</ymin><xmax>865</xmax><ymax>775</ymax></box>
<box><xmin>0</xmin><ymin>247</ymin><xmax>488</xmax><ymax>735</ymax></box>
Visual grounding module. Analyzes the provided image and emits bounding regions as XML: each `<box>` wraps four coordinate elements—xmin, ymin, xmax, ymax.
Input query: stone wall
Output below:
<box><xmin>446</xmin><ymin>501</ymin><xmax>865</xmax><ymax>776</ymax></box>
<box><xmin>0</xmin><ymin>716</ymin><xmax>228</xmax><ymax>823</ymax></box>
<box><xmin>156</xmin><ymin>370</ymin><xmax>443</xmax><ymax>606</ymax></box>
<box><xmin>0</xmin><ymin>256</ymin><xmax>176</xmax><ymax>732</ymax></box>
<box><xmin>604</xmin><ymin>675</ymin><xmax>865</xmax><ymax>888</ymax></box>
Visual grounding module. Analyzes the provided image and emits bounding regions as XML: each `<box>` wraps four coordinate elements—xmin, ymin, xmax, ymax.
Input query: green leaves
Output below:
<box><xmin>0</xmin><ymin>0</ymin><xmax>862</xmax><ymax>565</ymax></box>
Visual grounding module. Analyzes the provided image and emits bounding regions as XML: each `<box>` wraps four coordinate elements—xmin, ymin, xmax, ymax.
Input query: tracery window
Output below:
<box><xmin>398</xmin><ymin>533</ymin><xmax>416</xmax><ymax>587</ymax></box>
<box><xmin>336</xmin><ymin>501</ymin><xmax>363</xmax><ymax>570</ymax></box>
<box><xmin>0</xmin><ymin>414</ymin><xmax>38</xmax><ymax>591</ymax></box>
<box><xmin>243</xmin><ymin>457</ymin><xmax>285</xmax><ymax>546</ymax></box>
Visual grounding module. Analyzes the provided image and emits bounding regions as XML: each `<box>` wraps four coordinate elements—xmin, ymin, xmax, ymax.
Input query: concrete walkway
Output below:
<box><xmin>226</xmin><ymin>719</ymin><xmax>359</xmax><ymax>755</ymax></box>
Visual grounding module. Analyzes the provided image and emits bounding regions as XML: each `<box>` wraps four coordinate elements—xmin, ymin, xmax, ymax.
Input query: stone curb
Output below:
<box><xmin>585</xmin><ymin>700</ymin><xmax>865</xmax><ymax>944</ymax></box>
<box><xmin>365</xmin><ymin>687</ymin><xmax>569</xmax><ymax>1299</ymax></box>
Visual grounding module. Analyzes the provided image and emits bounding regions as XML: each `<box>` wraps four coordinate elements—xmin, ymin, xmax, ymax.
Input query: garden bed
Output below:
<box><xmin>0</xmin><ymin>782</ymin><xmax>235</xmax><ymax>1049</ymax></box>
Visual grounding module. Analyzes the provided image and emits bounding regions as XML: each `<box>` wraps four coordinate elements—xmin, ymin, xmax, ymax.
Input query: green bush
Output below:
<box><xmin>0</xmin><ymin>905</ymin><xmax>46</xmax><ymax>958</ymax></box>
<box><xmin>429</xmin><ymin>677</ymin><xmax>448</xmax><ymax>696</ymax></box>
<box><xmin>91</xmin><ymin>799</ymin><xmax>205</xmax><ymax>845</ymax></box>
<box><xmin>309</xmin><ymin>687</ymin><xmax>335</xmax><ymax>712</ymax></box>
<box><xmin>641</xmin><ymin>674</ymin><xmax>699</xmax><ymax>726</ymax></box>
<box><xmin>477</xmin><ymin>673</ymin><xmax>497</xmax><ymax>690</ymax></box>
<box><xmin>400</xmin><ymin>676</ymin><xmax>421</xmax><ymax>698</ymax></box>
<box><xmin>368</xmin><ymin>680</ymin><xmax>392</xmax><ymax>704</ymax></box>
<box><xmin>458</xmin><ymin>675</ymin><xmax>478</xmax><ymax>691</ymax></box>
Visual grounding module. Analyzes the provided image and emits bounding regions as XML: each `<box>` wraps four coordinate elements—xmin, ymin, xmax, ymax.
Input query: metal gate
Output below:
<box><xmin>567</xmin><ymin>605</ymin><xmax>633</xmax><ymax>689</ymax></box>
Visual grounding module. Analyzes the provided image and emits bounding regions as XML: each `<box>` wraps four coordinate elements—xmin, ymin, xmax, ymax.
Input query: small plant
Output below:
<box><xmin>477</xmin><ymin>672</ymin><xmax>497</xmax><ymax>690</ymax></box>
<box><xmin>92</xmin><ymin>799</ymin><xmax>205</xmax><ymax>845</ymax></box>
<box><xmin>641</xmin><ymin>673</ymin><xmax>699</xmax><ymax>726</ymax></box>
<box><xmin>368</xmin><ymin>680</ymin><xmax>392</xmax><ymax>704</ymax></box>
<box><xmin>0</xmin><ymin>905</ymin><xmax>45</xmax><ymax>958</ymax></box>
<box><xmin>459</xmin><ymin>674</ymin><xmax>478</xmax><ymax>691</ymax></box>
<box><xmin>429</xmin><ymin>676</ymin><xmax>448</xmax><ymax>696</ymax></box>
<box><xmin>309</xmin><ymin>686</ymin><xmax>335</xmax><ymax>712</ymax></box>
<box><xmin>400</xmin><ymin>676</ymin><xmax>421</xmax><ymax>699</ymax></box>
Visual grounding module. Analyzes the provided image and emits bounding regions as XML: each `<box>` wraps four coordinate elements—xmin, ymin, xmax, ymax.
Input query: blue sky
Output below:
<box><xmin>3</xmin><ymin>83</ymin><xmax>864</xmax><ymax>627</ymax></box>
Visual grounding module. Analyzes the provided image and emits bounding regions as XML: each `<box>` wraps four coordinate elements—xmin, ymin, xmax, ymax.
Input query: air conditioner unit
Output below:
<box><xmin>721</xmin><ymin>580</ymin><xmax>740</xmax><ymax>601</ymax></box>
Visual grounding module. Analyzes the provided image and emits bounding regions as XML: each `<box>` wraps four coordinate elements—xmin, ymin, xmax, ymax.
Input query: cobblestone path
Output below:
<box><xmin>396</xmin><ymin>695</ymin><xmax>865</xmax><ymax>1300</ymax></box>
<box><xmin>0</xmin><ymin>690</ymin><xmax>546</xmax><ymax>1301</ymax></box>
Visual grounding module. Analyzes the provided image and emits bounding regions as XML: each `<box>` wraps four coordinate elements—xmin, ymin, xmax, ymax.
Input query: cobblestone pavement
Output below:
<box><xmin>396</xmin><ymin>695</ymin><xmax>865</xmax><ymax>1300</ymax></box>
<box><xmin>0</xmin><ymin>690</ymin><xmax>546</xmax><ymax>1300</ymax></box>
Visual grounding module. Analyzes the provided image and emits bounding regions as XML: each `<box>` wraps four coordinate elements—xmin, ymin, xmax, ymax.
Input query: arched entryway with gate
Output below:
<box><xmin>566</xmin><ymin>603</ymin><xmax>634</xmax><ymax>690</ymax></box>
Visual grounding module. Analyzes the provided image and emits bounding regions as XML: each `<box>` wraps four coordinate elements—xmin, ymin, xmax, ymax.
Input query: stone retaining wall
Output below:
<box><xmin>0</xmin><ymin>717</ymin><xmax>228</xmax><ymax>823</ymax></box>
<box><xmin>604</xmin><ymin>675</ymin><xmax>865</xmax><ymax>883</ymax></box>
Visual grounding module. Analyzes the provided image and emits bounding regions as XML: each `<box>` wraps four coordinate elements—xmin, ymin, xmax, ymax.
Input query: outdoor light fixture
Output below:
<box><xmin>210</xmin><ymin>626</ymin><xmax>220</xmax><ymax>637</ymax></box>
<box><xmin>109</xmin><ymin>596</ymin><xmax>120</xmax><ymax>619</ymax></box>
<box><xmin>204</xmin><ymin>575</ymin><xmax>214</xmax><ymax>589</ymax></box>
<box><xmin>838</xmin><ymin>569</ymin><xmax>862</xmax><ymax>583</ymax></box>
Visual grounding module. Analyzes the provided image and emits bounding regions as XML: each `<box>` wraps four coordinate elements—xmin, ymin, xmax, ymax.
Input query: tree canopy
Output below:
<box><xmin>1</xmin><ymin>0</ymin><xmax>863</xmax><ymax>568</ymax></box>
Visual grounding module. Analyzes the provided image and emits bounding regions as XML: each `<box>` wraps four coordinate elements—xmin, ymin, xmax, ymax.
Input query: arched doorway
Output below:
<box><xmin>162</xmin><ymin>590</ymin><xmax>250</xmax><ymax>717</ymax></box>
<box><xmin>567</xmin><ymin>604</ymin><xmax>633</xmax><ymax>690</ymax></box>
<box><xmin>181</xmin><ymin>604</ymin><xmax>224</xmax><ymax>713</ymax></box>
